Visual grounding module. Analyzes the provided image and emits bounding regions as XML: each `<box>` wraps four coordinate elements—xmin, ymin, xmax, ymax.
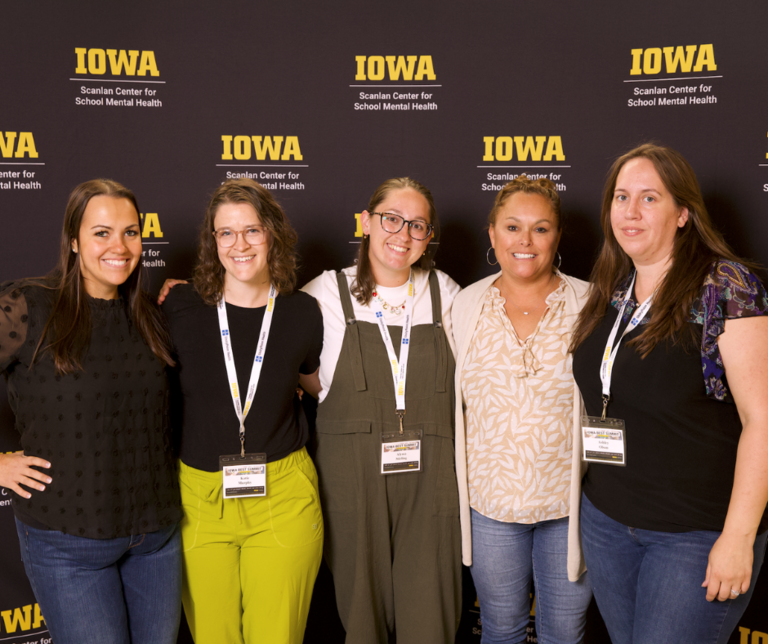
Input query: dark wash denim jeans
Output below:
<box><xmin>16</xmin><ymin>518</ymin><xmax>182</xmax><ymax>644</ymax></box>
<box><xmin>581</xmin><ymin>493</ymin><xmax>768</xmax><ymax>644</ymax></box>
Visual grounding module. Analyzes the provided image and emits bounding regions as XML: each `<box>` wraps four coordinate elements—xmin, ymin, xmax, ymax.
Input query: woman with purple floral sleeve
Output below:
<box><xmin>570</xmin><ymin>144</ymin><xmax>768</xmax><ymax>644</ymax></box>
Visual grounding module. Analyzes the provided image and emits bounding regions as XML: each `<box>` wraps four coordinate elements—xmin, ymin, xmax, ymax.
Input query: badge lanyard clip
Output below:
<box><xmin>581</xmin><ymin>272</ymin><xmax>653</xmax><ymax>467</ymax></box>
<box><xmin>599</xmin><ymin>272</ymin><xmax>654</xmax><ymax>417</ymax></box>
<box><xmin>373</xmin><ymin>273</ymin><xmax>422</xmax><ymax>475</ymax></box>
<box><xmin>372</xmin><ymin>271</ymin><xmax>414</xmax><ymax>433</ymax></box>
<box><xmin>217</xmin><ymin>284</ymin><xmax>277</xmax><ymax>454</ymax></box>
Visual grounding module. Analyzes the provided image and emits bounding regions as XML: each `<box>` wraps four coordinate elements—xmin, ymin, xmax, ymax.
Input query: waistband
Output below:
<box><xmin>179</xmin><ymin>447</ymin><xmax>312</xmax><ymax>522</ymax></box>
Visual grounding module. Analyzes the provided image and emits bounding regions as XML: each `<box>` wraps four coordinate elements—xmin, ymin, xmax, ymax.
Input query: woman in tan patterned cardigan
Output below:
<box><xmin>452</xmin><ymin>176</ymin><xmax>592</xmax><ymax>644</ymax></box>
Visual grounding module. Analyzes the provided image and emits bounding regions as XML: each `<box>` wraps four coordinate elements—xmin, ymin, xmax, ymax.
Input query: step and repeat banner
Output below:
<box><xmin>2</xmin><ymin>1</ymin><xmax>767</xmax><ymax>642</ymax></box>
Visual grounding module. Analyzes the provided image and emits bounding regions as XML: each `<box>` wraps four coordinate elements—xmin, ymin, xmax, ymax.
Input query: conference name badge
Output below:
<box><xmin>220</xmin><ymin>453</ymin><xmax>267</xmax><ymax>498</ymax></box>
<box><xmin>380</xmin><ymin>430</ymin><xmax>423</xmax><ymax>474</ymax></box>
<box><xmin>581</xmin><ymin>416</ymin><xmax>627</xmax><ymax>466</ymax></box>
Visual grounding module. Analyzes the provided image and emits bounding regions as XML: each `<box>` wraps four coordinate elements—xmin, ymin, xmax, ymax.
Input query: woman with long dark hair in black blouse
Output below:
<box><xmin>0</xmin><ymin>179</ymin><xmax>181</xmax><ymax>644</ymax></box>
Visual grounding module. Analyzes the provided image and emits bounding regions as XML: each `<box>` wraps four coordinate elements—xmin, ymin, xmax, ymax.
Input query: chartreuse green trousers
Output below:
<box><xmin>178</xmin><ymin>447</ymin><xmax>323</xmax><ymax>644</ymax></box>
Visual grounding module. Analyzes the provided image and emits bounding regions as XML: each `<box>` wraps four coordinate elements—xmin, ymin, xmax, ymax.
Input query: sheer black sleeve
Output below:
<box><xmin>0</xmin><ymin>283</ymin><xmax>29</xmax><ymax>374</ymax></box>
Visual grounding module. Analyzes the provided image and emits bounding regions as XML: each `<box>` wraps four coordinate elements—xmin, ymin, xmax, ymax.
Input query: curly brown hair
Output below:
<box><xmin>193</xmin><ymin>178</ymin><xmax>298</xmax><ymax>305</ymax></box>
<box><xmin>488</xmin><ymin>174</ymin><xmax>562</xmax><ymax>230</ymax></box>
<box><xmin>352</xmin><ymin>177</ymin><xmax>439</xmax><ymax>305</ymax></box>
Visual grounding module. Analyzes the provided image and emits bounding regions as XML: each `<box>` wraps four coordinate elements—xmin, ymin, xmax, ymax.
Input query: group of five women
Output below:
<box><xmin>1</xmin><ymin>143</ymin><xmax>766</xmax><ymax>644</ymax></box>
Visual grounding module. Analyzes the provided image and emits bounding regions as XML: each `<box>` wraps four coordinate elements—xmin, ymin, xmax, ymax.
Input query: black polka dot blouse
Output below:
<box><xmin>0</xmin><ymin>282</ymin><xmax>181</xmax><ymax>539</ymax></box>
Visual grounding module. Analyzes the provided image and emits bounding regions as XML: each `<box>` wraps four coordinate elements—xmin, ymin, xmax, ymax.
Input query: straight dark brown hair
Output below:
<box><xmin>193</xmin><ymin>178</ymin><xmax>298</xmax><ymax>305</ymax></box>
<box><xmin>571</xmin><ymin>144</ymin><xmax>748</xmax><ymax>357</ymax></box>
<box><xmin>33</xmin><ymin>179</ymin><xmax>174</xmax><ymax>373</ymax></box>
<box><xmin>352</xmin><ymin>177</ymin><xmax>439</xmax><ymax>305</ymax></box>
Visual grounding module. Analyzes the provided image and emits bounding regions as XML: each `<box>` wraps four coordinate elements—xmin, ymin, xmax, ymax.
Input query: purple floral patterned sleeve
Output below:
<box><xmin>610</xmin><ymin>261</ymin><xmax>768</xmax><ymax>402</ymax></box>
<box><xmin>692</xmin><ymin>261</ymin><xmax>768</xmax><ymax>401</ymax></box>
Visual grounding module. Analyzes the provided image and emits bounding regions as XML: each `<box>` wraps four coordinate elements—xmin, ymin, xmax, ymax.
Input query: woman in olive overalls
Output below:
<box><xmin>302</xmin><ymin>177</ymin><xmax>462</xmax><ymax>643</ymax></box>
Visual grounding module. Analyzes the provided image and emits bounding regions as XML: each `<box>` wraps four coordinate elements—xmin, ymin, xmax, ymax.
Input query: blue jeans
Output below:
<box><xmin>16</xmin><ymin>518</ymin><xmax>182</xmax><ymax>644</ymax></box>
<box><xmin>580</xmin><ymin>493</ymin><xmax>768</xmax><ymax>644</ymax></box>
<box><xmin>470</xmin><ymin>509</ymin><xmax>592</xmax><ymax>644</ymax></box>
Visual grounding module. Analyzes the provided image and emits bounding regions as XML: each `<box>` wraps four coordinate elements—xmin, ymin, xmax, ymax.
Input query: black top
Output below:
<box><xmin>162</xmin><ymin>284</ymin><xmax>323</xmax><ymax>472</ymax></box>
<box><xmin>572</xmin><ymin>278</ymin><xmax>768</xmax><ymax>534</ymax></box>
<box><xmin>0</xmin><ymin>282</ymin><xmax>181</xmax><ymax>539</ymax></box>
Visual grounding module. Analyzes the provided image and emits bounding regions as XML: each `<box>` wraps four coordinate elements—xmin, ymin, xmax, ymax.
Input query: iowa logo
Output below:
<box><xmin>75</xmin><ymin>48</ymin><xmax>160</xmax><ymax>76</ymax></box>
<box><xmin>355</xmin><ymin>56</ymin><xmax>436</xmax><ymax>81</ymax></box>
<box><xmin>483</xmin><ymin>136</ymin><xmax>564</xmax><ymax>162</ymax></box>
<box><xmin>0</xmin><ymin>132</ymin><xmax>38</xmax><ymax>158</ymax></box>
<box><xmin>630</xmin><ymin>45</ymin><xmax>716</xmax><ymax>75</ymax></box>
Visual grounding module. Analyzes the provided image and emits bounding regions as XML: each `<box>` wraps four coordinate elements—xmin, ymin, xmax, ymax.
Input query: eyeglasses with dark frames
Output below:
<box><xmin>370</xmin><ymin>212</ymin><xmax>433</xmax><ymax>241</ymax></box>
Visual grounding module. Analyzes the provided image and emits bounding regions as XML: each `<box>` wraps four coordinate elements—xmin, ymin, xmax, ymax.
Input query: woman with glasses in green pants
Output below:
<box><xmin>160</xmin><ymin>178</ymin><xmax>324</xmax><ymax>644</ymax></box>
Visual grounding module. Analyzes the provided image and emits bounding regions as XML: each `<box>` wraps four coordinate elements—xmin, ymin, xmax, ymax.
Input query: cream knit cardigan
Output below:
<box><xmin>451</xmin><ymin>270</ymin><xmax>590</xmax><ymax>581</ymax></box>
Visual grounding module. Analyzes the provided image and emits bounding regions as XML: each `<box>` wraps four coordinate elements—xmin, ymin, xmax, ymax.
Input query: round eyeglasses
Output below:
<box><xmin>370</xmin><ymin>212</ymin><xmax>433</xmax><ymax>241</ymax></box>
<box><xmin>212</xmin><ymin>227</ymin><xmax>267</xmax><ymax>248</ymax></box>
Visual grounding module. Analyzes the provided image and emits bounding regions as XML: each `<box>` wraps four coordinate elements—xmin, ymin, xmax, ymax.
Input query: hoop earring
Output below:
<box><xmin>486</xmin><ymin>247</ymin><xmax>498</xmax><ymax>266</ymax></box>
<box><xmin>555</xmin><ymin>251</ymin><xmax>562</xmax><ymax>270</ymax></box>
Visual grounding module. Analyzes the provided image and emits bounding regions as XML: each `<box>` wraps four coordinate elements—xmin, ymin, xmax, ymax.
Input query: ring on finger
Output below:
<box><xmin>730</xmin><ymin>589</ymin><xmax>740</xmax><ymax>597</ymax></box>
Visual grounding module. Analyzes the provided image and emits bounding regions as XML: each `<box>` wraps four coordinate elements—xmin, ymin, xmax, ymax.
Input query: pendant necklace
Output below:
<box><xmin>501</xmin><ymin>273</ymin><xmax>555</xmax><ymax>315</ymax></box>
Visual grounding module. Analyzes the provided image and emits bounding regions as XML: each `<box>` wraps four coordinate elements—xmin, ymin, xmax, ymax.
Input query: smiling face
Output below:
<box><xmin>610</xmin><ymin>157</ymin><xmax>689</xmax><ymax>268</ymax></box>
<box><xmin>360</xmin><ymin>187</ymin><xmax>433</xmax><ymax>286</ymax></box>
<box><xmin>214</xmin><ymin>201</ymin><xmax>271</xmax><ymax>290</ymax></box>
<box><xmin>71</xmin><ymin>195</ymin><xmax>141</xmax><ymax>299</ymax></box>
<box><xmin>489</xmin><ymin>191</ymin><xmax>561</xmax><ymax>284</ymax></box>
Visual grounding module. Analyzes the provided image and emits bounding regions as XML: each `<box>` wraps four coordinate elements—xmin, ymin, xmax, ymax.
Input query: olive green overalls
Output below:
<box><xmin>314</xmin><ymin>271</ymin><xmax>462</xmax><ymax>644</ymax></box>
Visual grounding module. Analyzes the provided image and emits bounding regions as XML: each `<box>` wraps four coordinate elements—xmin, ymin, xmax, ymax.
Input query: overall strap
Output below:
<box><xmin>335</xmin><ymin>271</ymin><xmax>367</xmax><ymax>392</ymax></box>
<box><xmin>428</xmin><ymin>271</ymin><xmax>448</xmax><ymax>392</ymax></box>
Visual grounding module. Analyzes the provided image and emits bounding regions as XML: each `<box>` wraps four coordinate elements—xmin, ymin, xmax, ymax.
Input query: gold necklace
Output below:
<box><xmin>372</xmin><ymin>290</ymin><xmax>406</xmax><ymax>315</ymax></box>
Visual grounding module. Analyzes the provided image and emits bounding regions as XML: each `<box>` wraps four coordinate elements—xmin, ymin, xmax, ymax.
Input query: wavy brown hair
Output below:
<box><xmin>192</xmin><ymin>178</ymin><xmax>298</xmax><ymax>305</ymax></box>
<box><xmin>32</xmin><ymin>179</ymin><xmax>174</xmax><ymax>373</ymax></box>
<box><xmin>570</xmin><ymin>143</ymin><xmax>748</xmax><ymax>357</ymax></box>
<box><xmin>488</xmin><ymin>174</ymin><xmax>563</xmax><ymax>230</ymax></box>
<box><xmin>352</xmin><ymin>177</ymin><xmax>439</xmax><ymax>305</ymax></box>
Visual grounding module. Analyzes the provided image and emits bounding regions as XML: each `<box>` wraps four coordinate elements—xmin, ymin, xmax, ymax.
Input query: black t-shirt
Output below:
<box><xmin>162</xmin><ymin>284</ymin><xmax>323</xmax><ymax>472</ymax></box>
<box><xmin>573</xmin><ymin>293</ymin><xmax>768</xmax><ymax>534</ymax></box>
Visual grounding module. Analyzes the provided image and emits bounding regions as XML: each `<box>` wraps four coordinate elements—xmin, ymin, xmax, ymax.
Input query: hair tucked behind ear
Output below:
<box><xmin>32</xmin><ymin>179</ymin><xmax>174</xmax><ymax>373</ymax></box>
<box><xmin>352</xmin><ymin>177</ymin><xmax>439</xmax><ymax>305</ymax></box>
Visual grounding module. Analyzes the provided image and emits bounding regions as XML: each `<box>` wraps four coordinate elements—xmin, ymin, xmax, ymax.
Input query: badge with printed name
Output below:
<box><xmin>380</xmin><ymin>430</ymin><xmax>423</xmax><ymax>474</ymax></box>
<box><xmin>219</xmin><ymin>453</ymin><xmax>267</xmax><ymax>498</ymax></box>
<box><xmin>581</xmin><ymin>416</ymin><xmax>627</xmax><ymax>466</ymax></box>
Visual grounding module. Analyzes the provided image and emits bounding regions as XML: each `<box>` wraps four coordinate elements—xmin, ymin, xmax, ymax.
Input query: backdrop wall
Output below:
<box><xmin>2</xmin><ymin>1</ymin><xmax>767</xmax><ymax>642</ymax></box>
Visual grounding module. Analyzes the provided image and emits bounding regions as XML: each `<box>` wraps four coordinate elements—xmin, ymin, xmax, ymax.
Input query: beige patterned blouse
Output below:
<box><xmin>461</xmin><ymin>278</ymin><xmax>574</xmax><ymax>523</ymax></box>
